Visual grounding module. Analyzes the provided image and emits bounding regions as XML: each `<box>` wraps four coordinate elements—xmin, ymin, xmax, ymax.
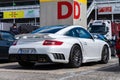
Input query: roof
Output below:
<box><xmin>0</xmin><ymin>0</ymin><xmax>37</xmax><ymax>3</ymax></box>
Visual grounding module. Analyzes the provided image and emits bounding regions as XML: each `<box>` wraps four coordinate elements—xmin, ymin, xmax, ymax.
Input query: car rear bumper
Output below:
<box><xmin>9</xmin><ymin>53</ymin><xmax>68</xmax><ymax>63</ymax></box>
<box><xmin>9</xmin><ymin>54</ymin><xmax>52</xmax><ymax>63</ymax></box>
<box><xmin>9</xmin><ymin>45</ymin><xmax>71</xmax><ymax>63</ymax></box>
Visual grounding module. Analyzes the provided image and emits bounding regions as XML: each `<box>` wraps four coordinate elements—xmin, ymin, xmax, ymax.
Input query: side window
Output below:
<box><xmin>65</xmin><ymin>28</ymin><xmax>79</xmax><ymax>37</ymax></box>
<box><xmin>65</xmin><ymin>29</ymin><xmax>74</xmax><ymax>37</ymax></box>
<box><xmin>1</xmin><ymin>32</ymin><xmax>15</xmax><ymax>41</ymax></box>
<box><xmin>76</xmin><ymin>28</ymin><xmax>92</xmax><ymax>39</ymax></box>
<box><xmin>65</xmin><ymin>27</ymin><xmax>92</xmax><ymax>39</ymax></box>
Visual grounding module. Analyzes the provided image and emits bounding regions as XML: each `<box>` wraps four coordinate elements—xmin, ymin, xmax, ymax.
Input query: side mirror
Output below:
<box><xmin>93</xmin><ymin>35</ymin><xmax>98</xmax><ymax>39</ymax></box>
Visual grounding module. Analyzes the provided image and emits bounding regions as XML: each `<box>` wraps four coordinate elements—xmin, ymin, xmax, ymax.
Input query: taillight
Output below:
<box><xmin>43</xmin><ymin>40</ymin><xmax>63</xmax><ymax>45</ymax></box>
<box><xmin>12</xmin><ymin>40</ymin><xmax>18</xmax><ymax>46</ymax></box>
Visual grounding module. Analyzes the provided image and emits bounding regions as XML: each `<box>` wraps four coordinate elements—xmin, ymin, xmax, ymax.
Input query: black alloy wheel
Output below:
<box><xmin>69</xmin><ymin>45</ymin><xmax>82</xmax><ymax>68</ymax></box>
<box><xmin>101</xmin><ymin>46</ymin><xmax>109</xmax><ymax>64</ymax></box>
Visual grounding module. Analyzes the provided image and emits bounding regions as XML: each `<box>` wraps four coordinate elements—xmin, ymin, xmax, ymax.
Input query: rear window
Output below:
<box><xmin>32</xmin><ymin>25</ymin><xmax>67</xmax><ymax>34</ymax></box>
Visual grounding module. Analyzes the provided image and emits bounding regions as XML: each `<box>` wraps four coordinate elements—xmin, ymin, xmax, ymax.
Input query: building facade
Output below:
<box><xmin>87</xmin><ymin>0</ymin><xmax>120</xmax><ymax>23</ymax></box>
<box><xmin>0</xmin><ymin>0</ymin><xmax>40</xmax><ymax>26</ymax></box>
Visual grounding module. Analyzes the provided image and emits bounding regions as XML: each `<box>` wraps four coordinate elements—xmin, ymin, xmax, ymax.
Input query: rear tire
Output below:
<box><xmin>101</xmin><ymin>46</ymin><xmax>109</xmax><ymax>64</ymax></box>
<box><xmin>69</xmin><ymin>45</ymin><xmax>82</xmax><ymax>68</ymax></box>
<box><xmin>18</xmin><ymin>61</ymin><xmax>35</xmax><ymax>67</ymax></box>
<box><xmin>111</xmin><ymin>47</ymin><xmax>116</xmax><ymax>57</ymax></box>
<box><xmin>119</xmin><ymin>58</ymin><xmax>120</xmax><ymax>66</ymax></box>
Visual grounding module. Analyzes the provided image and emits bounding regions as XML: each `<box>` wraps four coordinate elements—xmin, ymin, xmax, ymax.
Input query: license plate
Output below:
<box><xmin>18</xmin><ymin>48</ymin><xmax>36</xmax><ymax>54</ymax></box>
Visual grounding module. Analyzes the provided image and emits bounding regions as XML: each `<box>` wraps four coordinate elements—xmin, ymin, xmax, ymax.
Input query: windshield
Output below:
<box><xmin>89</xmin><ymin>25</ymin><xmax>106</xmax><ymax>34</ymax></box>
<box><xmin>32</xmin><ymin>25</ymin><xmax>67</xmax><ymax>34</ymax></box>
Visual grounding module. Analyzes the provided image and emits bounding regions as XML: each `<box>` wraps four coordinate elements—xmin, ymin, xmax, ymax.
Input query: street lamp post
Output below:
<box><xmin>94</xmin><ymin>0</ymin><xmax>97</xmax><ymax>20</ymax></box>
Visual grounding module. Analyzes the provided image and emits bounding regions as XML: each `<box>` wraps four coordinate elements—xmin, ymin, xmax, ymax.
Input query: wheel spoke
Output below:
<box><xmin>69</xmin><ymin>45</ymin><xmax>82</xmax><ymax>68</ymax></box>
<box><xmin>73</xmin><ymin>49</ymin><xmax>81</xmax><ymax>64</ymax></box>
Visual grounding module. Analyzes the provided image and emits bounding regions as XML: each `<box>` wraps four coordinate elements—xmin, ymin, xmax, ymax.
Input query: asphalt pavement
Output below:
<box><xmin>0</xmin><ymin>57</ymin><xmax>119</xmax><ymax>80</ymax></box>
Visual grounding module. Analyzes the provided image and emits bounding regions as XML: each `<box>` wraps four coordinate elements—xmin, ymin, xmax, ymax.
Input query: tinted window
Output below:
<box><xmin>89</xmin><ymin>25</ymin><xmax>106</xmax><ymax>33</ymax></box>
<box><xmin>65</xmin><ymin>27</ymin><xmax>92</xmax><ymax>39</ymax></box>
<box><xmin>78</xmin><ymin>28</ymin><xmax>92</xmax><ymax>39</ymax></box>
<box><xmin>0</xmin><ymin>32</ymin><xmax>15</xmax><ymax>41</ymax></box>
<box><xmin>32</xmin><ymin>25</ymin><xmax>67</xmax><ymax>34</ymax></box>
<box><xmin>65</xmin><ymin>28</ymin><xmax>79</xmax><ymax>37</ymax></box>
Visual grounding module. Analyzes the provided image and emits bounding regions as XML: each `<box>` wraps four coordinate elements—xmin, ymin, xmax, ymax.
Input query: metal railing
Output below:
<box><xmin>95</xmin><ymin>0</ymin><xmax>120</xmax><ymax>4</ymax></box>
<box><xmin>87</xmin><ymin>1</ymin><xmax>95</xmax><ymax>18</ymax></box>
<box><xmin>87</xmin><ymin>0</ymin><xmax>120</xmax><ymax>18</ymax></box>
<box><xmin>0</xmin><ymin>5</ymin><xmax>40</xmax><ymax>12</ymax></box>
<box><xmin>87</xmin><ymin>0</ymin><xmax>120</xmax><ymax>25</ymax></box>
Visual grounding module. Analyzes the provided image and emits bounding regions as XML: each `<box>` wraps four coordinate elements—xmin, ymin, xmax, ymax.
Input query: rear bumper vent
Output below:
<box><xmin>52</xmin><ymin>53</ymin><xmax>65</xmax><ymax>60</ymax></box>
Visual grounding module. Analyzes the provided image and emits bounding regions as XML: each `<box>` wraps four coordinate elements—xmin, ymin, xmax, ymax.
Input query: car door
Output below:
<box><xmin>75</xmin><ymin>28</ymin><xmax>100</xmax><ymax>60</ymax></box>
<box><xmin>65</xmin><ymin>27</ymin><xmax>100</xmax><ymax>60</ymax></box>
<box><xmin>0</xmin><ymin>31</ymin><xmax>15</xmax><ymax>59</ymax></box>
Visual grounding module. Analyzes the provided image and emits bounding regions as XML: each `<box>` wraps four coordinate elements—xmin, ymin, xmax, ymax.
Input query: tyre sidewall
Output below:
<box><xmin>69</xmin><ymin>45</ymin><xmax>82</xmax><ymax>68</ymax></box>
<box><xmin>101</xmin><ymin>46</ymin><xmax>109</xmax><ymax>64</ymax></box>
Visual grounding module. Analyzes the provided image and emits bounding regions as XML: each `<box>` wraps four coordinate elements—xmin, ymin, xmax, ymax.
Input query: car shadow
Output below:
<box><xmin>97</xmin><ymin>63</ymin><xmax>120</xmax><ymax>72</ymax></box>
<box><xmin>0</xmin><ymin>63</ymin><xmax>70</xmax><ymax>70</ymax></box>
<box><xmin>0</xmin><ymin>62</ymin><xmax>101</xmax><ymax>70</ymax></box>
<box><xmin>0</xmin><ymin>60</ymin><xmax>9</xmax><ymax>63</ymax></box>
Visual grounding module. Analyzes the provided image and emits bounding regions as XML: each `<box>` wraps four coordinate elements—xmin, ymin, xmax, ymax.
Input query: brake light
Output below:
<box><xmin>12</xmin><ymin>40</ymin><xmax>18</xmax><ymax>46</ymax></box>
<box><xmin>43</xmin><ymin>40</ymin><xmax>63</xmax><ymax>45</ymax></box>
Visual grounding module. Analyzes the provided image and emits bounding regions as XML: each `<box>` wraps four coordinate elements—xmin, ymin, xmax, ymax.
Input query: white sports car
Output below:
<box><xmin>9</xmin><ymin>25</ymin><xmax>111</xmax><ymax>68</ymax></box>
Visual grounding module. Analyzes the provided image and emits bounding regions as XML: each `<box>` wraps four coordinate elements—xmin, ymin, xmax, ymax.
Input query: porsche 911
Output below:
<box><xmin>9</xmin><ymin>25</ymin><xmax>111</xmax><ymax>68</ymax></box>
